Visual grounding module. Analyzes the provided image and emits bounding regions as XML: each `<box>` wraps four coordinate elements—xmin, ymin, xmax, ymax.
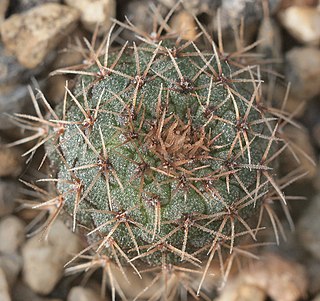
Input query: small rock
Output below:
<box><xmin>279</xmin><ymin>6</ymin><xmax>320</xmax><ymax>45</ymax></box>
<box><xmin>0</xmin><ymin>0</ymin><xmax>9</xmax><ymax>24</ymax></box>
<box><xmin>170</xmin><ymin>11</ymin><xmax>197</xmax><ymax>40</ymax></box>
<box><xmin>67</xmin><ymin>286</ymin><xmax>103</xmax><ymax>301</ymax></box>
<box><xmin>0</xmin><ymin>253</ymin><xmax>23</xmax><ymax>287</ymax></box>
<box><xmin>64</xmin><ymin>0</ymin><xmax>115</xmax><ymax>35</ymax></box>
<box><xmin>285</xmin><ymin>47</ymin><xmax>320</xmax><ymax>100</ymax></box>
<box><xmin>298</xmin><ymin>194</ymin><xmax>320</xmax><ymax>261</ymax></box>
<box><xmin>0</xmin><ymin>145</ymin><xmax>23</xmax><ymax>177</ymax></box>
<box><xmin>217</xmin><ymin>253</ymin><xmax>307</xmax><ymax>301</ymax></box>
<box><xmin>217</xmin><ymin>282</ymin><xmax>266</xmax><ymax>301</ymax></box>
<box><xmin>0</xmin><ymin>180</ymin><xmax>19</xmax><ymax>217</ymax></box>
<box><xmin>0</xmin><ymin>268</ymin><xmax>11</xmax><ymax>301</ymax></box>
<box><xmin>22</xmin><ymin>219</ymin><xmax>82</xmax><ymax>294</ymax></box>
<box><xmin>0</xmin><ymin>216</ymin><xmax>25</xmax><ymax>254</ymax></box>
<box><xmin>0</xmin><ymin>3</ymin><xmax>79</xmax><ymax>68</ymax></box>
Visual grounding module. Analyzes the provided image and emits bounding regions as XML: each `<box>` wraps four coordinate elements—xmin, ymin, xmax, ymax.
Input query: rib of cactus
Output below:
<box><xmin>47</xmin><ymin>39</ymin><xmax>276</xmax><ymax>268</ymax></box>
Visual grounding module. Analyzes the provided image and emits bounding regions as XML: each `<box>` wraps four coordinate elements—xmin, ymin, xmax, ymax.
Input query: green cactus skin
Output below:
<box><xmin>46</xmin><ymin>37</ymin><xmax>276</xmax><ymax>271</ymax></box>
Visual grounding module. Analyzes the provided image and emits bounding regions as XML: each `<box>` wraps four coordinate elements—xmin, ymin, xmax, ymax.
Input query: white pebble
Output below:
<box><xmin>22</xmin><ymin>219</ymin><xmax>82</xmax><ymax>295</ymax></box>
<box><xmin>68</xmin><ymin>286</ymin><xmax>103</xmax><ymax>301</ymax></box>
<box><xmin>65</xmin><ymin>0</ymin><xmax>116</xmax><ymax>35</ymax></box>
<box><xmin>279</xmin><ymin>6</ymin><xmax>320</xmax><ymax>45</ymax></box>
<box><xmin>0</xmin><ymin>3</ymin><xmax>80</xmax><ymax>68</ymax></box>
<box><xmin>0</xmin><ymin>268</ymin><xmax>11</xmax><ymax>301</ymax></box>
<box><xmin>0</xmin><ymin>216</ymin><xmax>25</xmax><ymax>254</ymax></box>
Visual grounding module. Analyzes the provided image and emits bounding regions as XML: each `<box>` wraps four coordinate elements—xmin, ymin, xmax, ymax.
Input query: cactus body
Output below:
<box><xmin>47</xmin><ymin>39</ymin><xmax>274</xmax><ymax>269</ymax></box>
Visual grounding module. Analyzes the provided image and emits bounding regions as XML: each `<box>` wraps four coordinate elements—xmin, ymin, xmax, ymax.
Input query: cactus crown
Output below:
<box><xmin>12</xmin><ymin>8</ymin><xmax>296</xmax><ymax>300</ymax></box>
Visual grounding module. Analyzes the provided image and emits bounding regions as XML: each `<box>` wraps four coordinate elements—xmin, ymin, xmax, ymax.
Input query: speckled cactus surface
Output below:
<box><xmin>47</xmin><ymin>37</ymin><xmax>278</xmax><ymax>267</ymax></box>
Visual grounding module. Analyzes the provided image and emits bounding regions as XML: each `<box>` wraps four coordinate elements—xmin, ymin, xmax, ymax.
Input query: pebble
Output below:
<box><xmin>279</xmin><ymin>6</ymin><xmax>320</xmax><ymax>45</ymax></box>
<box><xmin>0</xmin><ymin>253</ymin><xmax>23</xmax><ymax>287</ymax></box>
<box><xmin>0</xmin><ymin>268</ymin><xmax>11</xmax><ymax>301</ymax></box>
<box><xmin>297</xmin><ymin>194</ymin><xmax>320</xmax><ymax>261</ymax></box>
<box><xmin>285</xmin><ymin>47</ymin><xmax>320</xmax><ymax>100</ymax></box>
<box><xmin>0</xmin><ymin>216</ymin><xmax>25</xmax><ymax>254</ymax></box>
<box><xmin>21</xmin><ymin>219</ymin><xmax>82</xmax><ymax>294</ymax></box>
<box><xmin>67</xmin><ymin>286</ymin><xmax>104</xmax><ymax>301</ymax></box>
<box><xmin>217</xmin><ymin>283</ymin><xmax>266</xmax><ymax>301</ymax></box>
<box><xmin>64</xmin><ymin>0</ymin><xmax>115</xmax><ymax>35</ymax></box>
<box><xmin>0</xmin><ymin>180</ymin><xmax>19</xmax><ymax>217</ymax></box>
<box><xmin>217</xmin><ymin>253</ymin><xmax>307</xmax><ymax>301</ymax></box>
<box><xmin>0</xmin><ymin>146</ymin><xmax>22</xmax><ymax>177</ymax></box>
<box><xmin>170</xmin><ymin>11</ymin><xmax>197</xmax><ymax>40</ymax></box>
<box><xmin>0</xmin><ymin>3</ymin><xmax>80</xmax><ymax>68</ymax></box>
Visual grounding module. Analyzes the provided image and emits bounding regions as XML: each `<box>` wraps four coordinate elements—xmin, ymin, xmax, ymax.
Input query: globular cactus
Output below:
<box><xmin>11</xmin><ymin>8</ymin><xmax>298</xmax><ymax>301</ymax></box>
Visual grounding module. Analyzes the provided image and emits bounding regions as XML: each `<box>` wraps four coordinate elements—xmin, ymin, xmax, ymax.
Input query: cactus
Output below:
<box><xmin>10</xmin><ymin>7</ymin><xmax>300</xmax><ymax>301</ymax></box>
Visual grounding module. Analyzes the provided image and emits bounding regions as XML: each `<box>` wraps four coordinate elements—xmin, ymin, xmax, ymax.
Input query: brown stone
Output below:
<box><xmin>170</xmin><ymin>11</ymin><xmax>197</xmax><ymax>41</ymax></box>
<box><xmin>217</xmin><ymin>253</ymin><xmax>307</xmax><ymax>301</ymax></box>
<box><xmin>0</xmin><ymin>4</ymin><xmax>80</xmax><ymax>68</ymax></box>
<box><xmin>67</xmin><ymin>286</ymin><xmax>104</xmax><ymax>301</ymax></box>
<box><xmin>279</xmin><ymin>6</ymin><xmax>320</xmax><ymax>45</ymax></box>
<box><xmin>65</xmin><ymin>0</ymin><xmax>115</xmax><ymax>35</ymax></box>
